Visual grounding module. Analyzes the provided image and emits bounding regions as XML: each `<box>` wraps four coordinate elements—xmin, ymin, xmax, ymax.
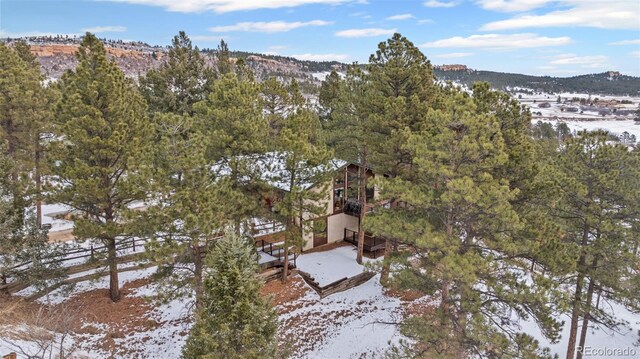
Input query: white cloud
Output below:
<box><xmin>481</xmin><ymin>1</ymin><xmax>639</xmax><ymax>30</ymax></box>
<box><xmin>418</xmin><ymin>19</ymin><xmax>435</xmax><ymax>25</ymax></box>
<box><xmin>209</xmin><ymin>20</ymin><xmax>332</xmax><ymax>33</ymax></box>
<box><xmin>290</xmin><ymin>53</ymin><xmax>349</xmax><ymax>61</ymax></box>
<box><xmin>349</xmin><ymin>11</ymin><xmax>371</xmax><ymax>19</ymax></box>
<box><xmin>549</xmin><ymin>53</ymin><xmax>609</xmax><ymax>68</ymax></box>
<box><xmin>424</xmin><ymin>0</ymin><xmax>459</xmax><ymax>8</ymax></box>
<box><xmin>108</xmin><ymin>0</ymin><xmax>356</xmax><ymax>13</ymax></box>
<box><xmin>630</xmin><ymin>50</ymin><xmax>640</xmax><ymax>58</ymax></box>
<box><xmin>335</xmin><ymin>28</ymin><xmax>397</xmax><ymax>38</ymax></box>
<box><xmin>421</xmin><ymin>33</ymin><xmax>571</xmax><ymax>50</ymax></box>
<box><xmin>386</xmin><ymin>13</ymin><xmax>414</xmax><ymax>20</ymax></box>
<box><xmin>609</xmin><ymin>39</ymin><xmax>640</xmax><ymax>46</ymax></box>
<box><xmin>431</xmin><ymin>52</ymin><xmax>474</xmax><ymax>58</ymax></box>
<box><xmin>81</xmin><ymin>26</ymin><xmax>127</xmax><ymax>33</ymax></box>
<box><xmin>475</xmin><ymin>0</ymin><xmax>552</xmax><ymax>12</ymax></box>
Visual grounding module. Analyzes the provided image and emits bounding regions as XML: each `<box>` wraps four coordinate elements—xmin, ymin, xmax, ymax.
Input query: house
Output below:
<box><xmin>255</xmin><ymin>159</ymin><xmax>387</xmax><ymax>259</ymax></box>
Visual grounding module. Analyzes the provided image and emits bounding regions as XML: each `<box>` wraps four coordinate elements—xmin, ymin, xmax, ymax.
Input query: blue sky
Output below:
<box><xmin>2</xmin><ymin>0</ymin><xmax>639</xmax><ymax>76</ymax></box>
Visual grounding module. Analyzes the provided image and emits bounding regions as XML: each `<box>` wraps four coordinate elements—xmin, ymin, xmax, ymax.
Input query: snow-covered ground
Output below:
<box><xmin>296</xmin><ymin>245</ymin><xmax>378</xmax><ymax>286</ymax></box>
<box><xmin>3</xmin><ymin>245</ymin><xmax>638</xmax><ymax>358</ymax></box>
<box><xmin>280</xmin><ymin>273</ymin><xmax>405</xmax><ymax>358</ymax></box>
<box><xmin>521</xmin><ymin>300</ymin><xmax>640</xmax><ymax>358</ymax></box>
<box><xmin>533</xmin><ymin>119</ymin><xmax>640</xmax><ymax>139</ymax></box>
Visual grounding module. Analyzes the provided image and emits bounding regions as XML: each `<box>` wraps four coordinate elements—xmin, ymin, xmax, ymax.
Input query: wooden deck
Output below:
<box><xmin>343</xmin><ymin>229</ymin><xmax>386</xmax><ymax>258</ymax></box>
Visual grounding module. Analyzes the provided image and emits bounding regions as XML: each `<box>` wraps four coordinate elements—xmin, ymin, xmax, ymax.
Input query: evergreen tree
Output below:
<box><xmin>364</xmin><ymin>33</ymin><xmax>437</xmax><ymax>282</ymax></box>
<box><xmin>0</xmin><ymin>42</ymin><xmax>54</xmax><ymax>283</ymax></box>
<box><xmin>139</xmin><ymin>32</ymin><xmax>219</xmax><ymax>309</ymax></box>
<box><xmin>368</xmin><ymin>87</ymin><xmax>561</xmax><ymax>357</ymax></box>
<box><xmin>318</xmin><ymin>70</ymin><xmax>342</xmax><ymax>123</ymax></box>
<box><xmin>15</xmin><ymin>212</ymin><xmax>70</xmax><ymax>305</ymax></box>
<box><xmin>182</xmin><ymin>231</ymin><xmax>277</xmax><ymax>359</ymax></box>
<box><xmin>216</xmin><ymin>39</ymin><xmax>232</xmax><ymax>76</ymax></box>
<box><xmin>545</xmin><ymin>130</ymin><xmax>640</xmax><ymax>359</ymax></box>
<box><xmin>139</xmin><ymin>31</ymin><xmax>214</xmax><ymax>116</ymax></box>
<box><xmin>261</xmin><ymin>76</ymin><xmax>290</xmax><ymax>135</ymax></box>
<box><xmin>0</xmin><ymin>42</ymin><xmax>50</xmax><ymax>225</ymax></box>
<box><xmin>195</xmin><ymin>71</ymin><xmax>270</xmax><ymax>233</ymax></box>
<box><xmin>144</xmin><ymin>113</ymin><xmax>227</xmax><ymax>309</ymax></box>
<box><xmin>50</xmin><ymin>33</ymin><xmax>153</xmax><ymax>302</ymax></box>
<box><xmin>270</xmin><ymin>91</ymin><xmax>333</xmax><ymax>281</ymax></box>
<box><xmin>322</xmin><ymin>66</ymin><xmax>376</xmax><ymax>264</ymax></box>
<box><xmin>0</xmin><ymin>148</ymin><xmax>20</xmax><ymax>286</ymax></box>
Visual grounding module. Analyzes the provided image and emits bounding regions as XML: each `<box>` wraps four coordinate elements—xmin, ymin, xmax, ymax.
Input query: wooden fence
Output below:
<box><xmin>1</xmin><ymin>237</ymin><xmax>144</xmax><ymax>289</ymax></box>
<box><xmin>298</xmin><ymin>270</ymin><xmax>376</xmax><ymax>298</ymax></box>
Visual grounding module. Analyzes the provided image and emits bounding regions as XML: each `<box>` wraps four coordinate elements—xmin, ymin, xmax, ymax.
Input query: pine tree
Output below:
<box><xmin>182</xmin><ymin>231</ymin><xmax>277</xmax><ymax>359</ymax></box>
<box><xmin>0</xmin><ymin>148</ymin><xmax>20</xmax><ymax>286</ymax></box>
<box><xmin>216</xmin><ymin>39</ymin><xmax>232</xmax><ymax>76</ymax></box>
<box><xmin>0</xmin><ymin>42</ymin><xmax>50</xmax><ymax>225</ymax></box>
<box><xmin>139</xmin><ymin>31</ymin><xmax>214</xmax><ymax>116</ymax></box>
<box><xmin>139</xmin><ymin>32</ymin><xmax>219</xmax><ymax>309</ymax></box>
<box><xmin>271</xmin><ymin>95</ymin><xmax>333</xmax><ymax>281</ymax></box>
<box><xmin>194</xmin><ymin>71</ymin><xmax>270</xmax><ymax>233</ymax></box>
<box><xmin>545</xmin><ymin>130</ymin><xmax>640</xmax><ymax>359</ymax></box>
<box><xmin>15</xmin><ymin>212</ymin><xmax>70</xmax><ymax>305</ymax></box>
<box><xmin>322</xmin><ymin>66</ymin><xmax>376</xmax><ymax>264</ymax></box>
<box><xmin>367</xmin><ymin>87</ymin><xmax>561</xmax><ymax>357</ymax></box>
<box><xmin>144</xmin><ymin>113</ymin><xmax>228</xmax><ymax>309</ymax></box>
<box><xmin>0</xmin><ymin>42</ymin><xmax>54</xmax><ymax>284</ymax></box>
<box><xmin>50</xmin><ymin>33</ymin><xmax>153</xmax><ymax>302</ymax></box>
<box><xmin>261</xmin><ymin>76</ymin><xmax>290</xmax><ymax>135</ymax></box>
<box><xmin>11</xmin><ymin>40</ymin><xmax>57</xmax><ymax>227</ymax></box>
<box><xmin>318</xmin><ymin>70</ymin><xmax>342</xmax><ymax>123</ymax></box>
<box><xmin>364</xmin><ymin>33</ymin><xmax>437</xmax><ymax>282</ymax></box>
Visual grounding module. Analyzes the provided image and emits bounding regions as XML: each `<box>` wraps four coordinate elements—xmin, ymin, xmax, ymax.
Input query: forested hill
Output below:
<box><xmin>3</xmin><ymin>36</ymin><xmax>638</xmax><ymax>96</ymax></box>
<box><xmin>434</xmin><ymin>68</ymin><xmax>640</xmax><ymax>96</ymax></box>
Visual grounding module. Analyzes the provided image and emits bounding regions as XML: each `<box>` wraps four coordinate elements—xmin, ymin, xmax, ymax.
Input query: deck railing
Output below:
<box><xmin>343</xmin><ymin>229</ymin><xmax>386</xmax><ymax>257</ymax></box>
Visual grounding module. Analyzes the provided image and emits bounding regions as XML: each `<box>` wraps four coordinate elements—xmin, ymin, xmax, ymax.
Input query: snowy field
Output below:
<box><xmin>296</xmin><ymin>245</ymin><xmax>378</xmax><ymax>286</ymax></box>
<box><xmin>532</xmin><ymin>119</ymin><xmax>640</xmax><ymax>139</ymax></box>
<box><xmin>2</xmin><ymin>245</ymin><xmax>638</xmax><ymax>358</ymax></box>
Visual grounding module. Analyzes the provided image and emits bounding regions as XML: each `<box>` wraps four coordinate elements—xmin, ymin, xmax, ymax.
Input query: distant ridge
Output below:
<box><xmin>433</xmin><ymin>67</ymin><xmax>640</xmax><ymax>96</ymax></box>
<box><xmin>2</xmin><ymin>35</ymin><xmax>638</xmax><ymax>96</ymax></box>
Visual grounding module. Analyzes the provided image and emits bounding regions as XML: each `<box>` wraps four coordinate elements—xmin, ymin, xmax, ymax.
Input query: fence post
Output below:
<box><xmin>90</xmin><ymin>245</ymin><xmax>94</xmax><ymax>261</ymax></box>
<box><xmin>132</xmin><ymin>238</ymin><xmax>136</xmax><ymax>252</ymax></box>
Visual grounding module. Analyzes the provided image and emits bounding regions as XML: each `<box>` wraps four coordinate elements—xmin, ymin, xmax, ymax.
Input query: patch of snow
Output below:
<box><xmin>520</xmin><ymin>300</ymin><xmax>640</xmax><ymax>358</ymax></box>
<box><xmin>281</xmin><ymin>274</ymin><xmax>403</xmax><ymax>358</ymax></box>
<box><xmin>532</xmin><ymin>119</ymin><xmax>640</xmax><ymax>140</ymax></box>
<box><xmin>296</xmin><ymin>246</ymin><xmax>379</xmax><ymax>286</ymax></box>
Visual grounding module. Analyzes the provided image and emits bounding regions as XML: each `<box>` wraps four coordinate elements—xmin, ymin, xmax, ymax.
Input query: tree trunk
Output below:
<box><xmin>379</xmin><ymin>238</ymin><xmax>392</xmax><ymax>286</ymax></box>
<box><xmin>356</xmin><ymin>163</ymin><xmax>367</xmax><ymax>264</ymax></box>
<box><xmin>379</xmin><ymin>198</ymin><xmax>396</xmax><ymax>286</ymax></box>
<box><xmin>576</xmin><ymin>276</ymin><xmax>596</xmax><ymax>359</ymax></box>
<box><xmin>193</xmin><ymin>244</ymin><xmax>204</xmax><ymax>311</ymax></box>
<box><xmin>35</xmin><ymin>140</ymin><xmax>42</xmax><ymax>228</ymax></box>
<box><xmin>107</xmin><ymin>237</ymin><xmax>120</xmax><ymax>302</ymax></box>
<box><xmin>281</xmin><ymin>238</ymin><xmax>289</xmax><ymax>283</ymax></box>
<box><xmin>567</xmin><ymin>218</ymin><xmax>593</xmax><ymax>359</ymax></box>
<box><xmin>566</xmin><ymin>268</ymin><xmax>585</xmax><ymax>359</ymax></box>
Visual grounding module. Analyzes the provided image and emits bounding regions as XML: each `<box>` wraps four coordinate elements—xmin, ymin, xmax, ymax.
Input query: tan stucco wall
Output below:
<box><xmin>302</xmin><ymin>212</ymin><xmax>359</xmax><ymax>251</ymax></box>
<box><xmin>327</xmin><ymin>213</ymin><xmax>359</xmax><ymax>243</ymax></box>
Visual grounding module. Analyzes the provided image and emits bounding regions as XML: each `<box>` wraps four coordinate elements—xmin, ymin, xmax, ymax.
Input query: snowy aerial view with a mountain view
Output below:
<box><xmin>1</xmin><ymin>1</ymin><xmax>639</xmax><ymax>358</ymax></box>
